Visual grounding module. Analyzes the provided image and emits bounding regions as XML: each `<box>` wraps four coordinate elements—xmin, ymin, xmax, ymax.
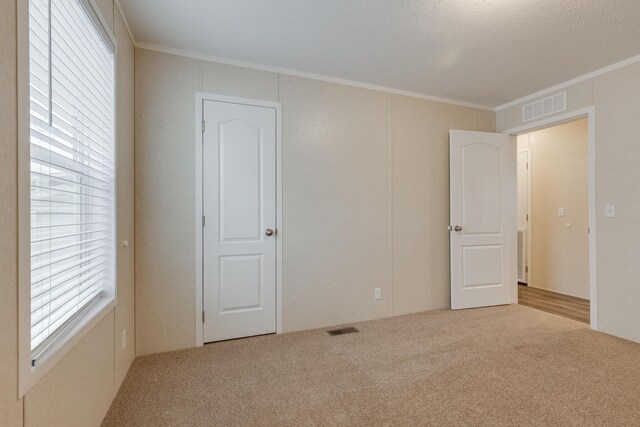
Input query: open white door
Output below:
<box><xmin>449</xmin><ymin>130</ymin><xmax>517</xmax><ymax>310</ymax></box>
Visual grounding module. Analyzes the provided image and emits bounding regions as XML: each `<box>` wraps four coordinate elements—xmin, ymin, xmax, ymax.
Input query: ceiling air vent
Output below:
<box><xmin>522</xmin><ymin>92</ymin><xmax>567</xmax><ymax>122</ymax></box>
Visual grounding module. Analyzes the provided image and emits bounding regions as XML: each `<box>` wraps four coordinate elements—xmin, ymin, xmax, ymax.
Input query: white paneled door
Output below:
<box><xmin>203</xmin><ymin>100</ymin><xmax>277</xmax><ymax>342</ymax></box>
<box><xmin>449</xmin><ymin>130</ymin><xmax>517</xmax><ymax>310</ymax></box>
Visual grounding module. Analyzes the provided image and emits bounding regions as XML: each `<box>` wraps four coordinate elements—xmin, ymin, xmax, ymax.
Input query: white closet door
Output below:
<box><xmin>202</xmin><ymin>100</ymin><xmax>277</xmax><ymax>342</ymax></box>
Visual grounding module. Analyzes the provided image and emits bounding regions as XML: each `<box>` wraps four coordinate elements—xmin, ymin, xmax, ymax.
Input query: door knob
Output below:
<box><xmin>450</xmin><ymin>225</ymin><xmax>462</xmax><ymax>232</ymax></box>
<box><xmin>265</xmin><ymin>228</ymin><xmax>274</xmax><ymax>237</ymax></box>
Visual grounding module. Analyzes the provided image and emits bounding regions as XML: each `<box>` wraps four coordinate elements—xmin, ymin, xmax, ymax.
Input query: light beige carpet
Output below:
<box><xmin>103</xmin><ymin>305</ymin><xmax>640</xmax><ymax>426</ymax></box>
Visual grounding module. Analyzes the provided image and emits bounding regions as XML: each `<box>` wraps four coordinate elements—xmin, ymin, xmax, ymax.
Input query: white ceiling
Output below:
<box><xmin>119</xmin><ymin>0</ymin><xmax>640</xmax><ymax>108</ymax></box>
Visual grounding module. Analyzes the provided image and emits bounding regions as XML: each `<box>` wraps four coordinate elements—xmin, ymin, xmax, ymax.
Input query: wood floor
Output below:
<box><xmin>518</xmin><ymin>284</ymin><xmax>590</xmax><ymax>324</ymax></box>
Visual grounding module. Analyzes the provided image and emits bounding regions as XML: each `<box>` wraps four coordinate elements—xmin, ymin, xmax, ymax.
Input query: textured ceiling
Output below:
<box><xmin>119</xmin><ymin>0</ymin><xmax>640</xmax><ymax>107</ymax></box>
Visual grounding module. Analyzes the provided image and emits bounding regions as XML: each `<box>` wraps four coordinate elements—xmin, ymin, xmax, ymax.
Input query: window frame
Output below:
<box><xmin>17</xmin><ymin>0</ymin><xmax>118</xmax><ymax>397</ymax></box>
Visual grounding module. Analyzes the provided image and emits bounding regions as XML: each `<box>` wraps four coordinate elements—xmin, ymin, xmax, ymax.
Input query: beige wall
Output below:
<box><xmin>0</xmin><ymin>0</ymin><xmax>22</xmax><ymax>424</ymax></box>
<box><xmin>24</xmin><ymin>312</ymin><xmax>116</xmax><ymax>426</ymax></box>
<box><xmin>280</xmin><ymin>76</ymin><xmax>393</xmax><ymax>330</ymax></box>
<box><xmin>497</xmin><ymin>61</ymin><xmax>640</xmax><ymax>342</ymax></box>
<box><xmin>135</xmin><ymin>48</ymin><xmax>495</xmax><ymax>355</ymax></box>
<box><xmin>113</xmin><ymin>4</ymin><xmax>136</xmax><ymax>390</ymax></box>
<box><xmin>0</xmin><ymin>1</ymin><xmax>135</xmax><ymax>426</ymax></box>
<box><xmin>519</xmin><ymin>119</ymin><xmax>589</xmax><ymax>299</ymax></box>
<box><xmin>392</xmin><ymin>97</ymin><xmax>490</xmax><ymax>315</ymax></box>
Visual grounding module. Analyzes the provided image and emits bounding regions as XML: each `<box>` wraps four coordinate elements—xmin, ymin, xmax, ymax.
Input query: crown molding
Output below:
<box><xmin>496</xmin><ymin>54</ymin><xmax>640</xmax><ymax>111</ymax></box>
<box><xmin>114</xmin><ymin>0</ymin><xmax>135</xmax><ymax>45</ymax></box>
<box><xmin>133</xmin><ymin>41</ymin><xmax>496</xmax><ymax>111</ymax></box>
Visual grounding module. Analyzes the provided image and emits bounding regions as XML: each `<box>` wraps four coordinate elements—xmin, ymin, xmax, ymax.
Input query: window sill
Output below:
<box><xmin>19</xmin><ymin>296</ymin><xmax>117</xmax><ymax>397</ymax></box>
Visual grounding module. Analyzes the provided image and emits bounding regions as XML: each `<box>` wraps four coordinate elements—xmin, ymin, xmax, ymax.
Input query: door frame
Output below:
<box><xmin>194</xmin><ymin>93</ymin><xmax>283</xmax><ymax>347</ymax></box>
<box><xmin>503</xmin><ymin>106</ymin><xmax>597</xmax><ymax>330</ymax></box>
<box><xmin>516</xmin><ymin>146</ymin><xmax>532</xmax><ymax>285</ymax></box>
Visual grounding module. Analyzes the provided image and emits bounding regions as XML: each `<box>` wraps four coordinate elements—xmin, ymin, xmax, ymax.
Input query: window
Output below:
<box><xmin>21</xmin><ymin>0</ymin><xmax>116</xmax><ymax>390</ymax></box>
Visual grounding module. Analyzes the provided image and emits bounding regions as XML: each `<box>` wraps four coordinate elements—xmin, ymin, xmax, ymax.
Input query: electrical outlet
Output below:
<box><xmin>121</xmin><ymin>329</ymin><xmax>127</xmax><ymax>350</ymax></box>
<box><xmin>557</xmin><ymin>207</ymin><xmax>565</xmax><ymax>217</ymax></box>
<box><xmin>374</xmin><ymin>288</ymin><xmax>382</xmax><ymax>300</ymax></box>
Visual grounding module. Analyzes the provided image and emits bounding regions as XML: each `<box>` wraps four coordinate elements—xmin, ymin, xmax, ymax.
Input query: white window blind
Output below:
<box><xmin>29</xmin><ymin>0</ymin><xmax>115</xmax><ymax>364</ymax></box>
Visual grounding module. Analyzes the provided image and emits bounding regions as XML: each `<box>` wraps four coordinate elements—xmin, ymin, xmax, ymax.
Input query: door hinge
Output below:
<box><xmin>526</xmin><ymin>214</ymin><xmax>529</xmax><ymax>221</ymax></box>
<box><xmin>202</xmin><ymin>120</ymin><xmax>206</xmax><ymax>133</ymax></box>
<box><xmin>526</xmin><ymin>162</ymin><xmax>529</xmax><ymax>170</ymax></box>
<box><xmin>202</xmin><ymin>311</ymin><xmax>205</xmax><ymax>323</ymax></box>
<box><xmin>525</xmin><ymin>266</ymin><xmax>528</xmax><ymax>273</ymax></box>
<box><xmin>202</xmin><ymin>215</ymin><xmax>206</xmax><ymax>227</ymax></box>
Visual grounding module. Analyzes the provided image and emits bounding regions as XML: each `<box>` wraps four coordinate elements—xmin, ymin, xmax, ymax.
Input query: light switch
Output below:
<box><xmin>605</xmin><ymin>204</ymin><xmax>616</xmax><ymax>218</ymax></box>
<box><xmin>557</xmin><ymin>207</ymin><xmax>565</xmax><ymax>217</ymax></box>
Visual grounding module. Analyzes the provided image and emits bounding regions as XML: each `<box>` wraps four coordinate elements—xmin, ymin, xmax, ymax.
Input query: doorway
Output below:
<box><xmin>195</xmin><ymin>94</ymin><xmax>283</xmax><ymax>345</ymax></box>
<box><xmin>449</xmin><ymin>107</ymin><xmax>597</xmax><ymax>329</ymax></box>
<box><xmin>513</xmin><ymin>117</ymin><xmax>590</xmax><ymax>324</ymax></box>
